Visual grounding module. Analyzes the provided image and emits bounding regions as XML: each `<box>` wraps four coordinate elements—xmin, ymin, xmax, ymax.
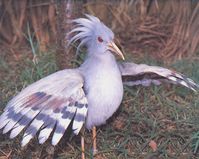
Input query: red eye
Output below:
<box><xmin>97</xmin><ymin>36</ymin><xmax>103</xmax><ymax>43</ymax></box>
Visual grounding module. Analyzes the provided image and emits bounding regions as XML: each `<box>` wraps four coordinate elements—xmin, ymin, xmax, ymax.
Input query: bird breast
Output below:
<box><xmin>80</xmin><ymin>54</ymin><xmax>124</xmax><ymax>129</ymax></box>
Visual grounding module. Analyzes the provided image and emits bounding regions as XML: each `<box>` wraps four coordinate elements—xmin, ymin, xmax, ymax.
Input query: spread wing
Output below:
<box><xmin>0</xmin><ymin>69</ymin><xmax>88</xmax><ymax>146</ymax></box>
<box><xmin>119</xmin><ymin>62</ymin><xmax>199</xmax><ymax>91</ymax></box>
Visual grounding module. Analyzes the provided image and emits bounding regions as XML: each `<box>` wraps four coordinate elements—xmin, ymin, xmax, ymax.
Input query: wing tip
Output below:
<box><xmin>38</xmin><ymin>136</ymin><xmax>48</xmax><ymax>144</ymax></box>
<box><xmin>51</xmin><ymin>134</ymin><xmax>62</xmax><ymax>146</ymax></box>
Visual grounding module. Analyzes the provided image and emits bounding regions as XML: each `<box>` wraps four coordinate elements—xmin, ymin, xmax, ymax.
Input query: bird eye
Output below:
<box><xmin>97</xmin><ymin>36</ymin><xmax>103</xmax><ymax>43</ymax></box>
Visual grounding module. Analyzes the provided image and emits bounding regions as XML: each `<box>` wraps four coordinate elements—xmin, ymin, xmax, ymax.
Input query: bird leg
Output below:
<box><xmin>81</xmin><ymin>127</ymin><xmax>86</xmax><ymax>159</ymax></box>
<box><xmin>81</xmin><ymin>135</ymin><xmax>85</xmax><ymax>159</ymax></box>
<box><xmin>92</xmin><ymin>126</ymin><xmax>97</xmax><ymax>155</ymax></box>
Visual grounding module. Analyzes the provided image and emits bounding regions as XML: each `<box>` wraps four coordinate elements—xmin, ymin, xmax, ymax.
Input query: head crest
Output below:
<box><xmin>67</xmin><ymin>14</ymin><xmax>112</xmax><ymax>54</ymax></box>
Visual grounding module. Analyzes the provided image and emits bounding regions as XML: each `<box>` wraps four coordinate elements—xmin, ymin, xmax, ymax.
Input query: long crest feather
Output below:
<box><xmin>67</xmin><ymin>14</ymin><xmax>102</xmax><ymax>54</ymax></box>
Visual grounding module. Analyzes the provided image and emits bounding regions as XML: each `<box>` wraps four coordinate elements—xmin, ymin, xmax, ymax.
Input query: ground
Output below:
<box><xmin>0</xmin><ymin>45</ymin><xmax>199</xmax><ymax>159</ymax></box>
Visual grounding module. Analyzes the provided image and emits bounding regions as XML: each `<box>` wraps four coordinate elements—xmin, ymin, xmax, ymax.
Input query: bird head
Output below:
<box><xmin>68</xmin><ymin>14</ymin><xmax>125</xmax><ymax>60</ymax></box>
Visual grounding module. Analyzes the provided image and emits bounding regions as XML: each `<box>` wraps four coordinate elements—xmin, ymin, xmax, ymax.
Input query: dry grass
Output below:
<box><xmin>84</xmin><ymin>0</ymin><xmax>199</xmax><ymax>61</ymax></box>
<box><xmin>0</xmin><ymin>0</ymin><xmax>199</xmax><ymax>62</ymax></box>
<box><xmin>0</xmin><ymin>0</ymin><xmax>56</xmax><ymax>51</ymax></box>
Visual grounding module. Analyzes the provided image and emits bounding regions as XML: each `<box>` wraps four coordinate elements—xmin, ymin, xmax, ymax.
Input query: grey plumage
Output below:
<box><xmin>0</xmin><ymin>15</ymin><xmax>198</xmax><ymax>147</ymax></box>
<box><xmin>119</xmin><ymin>62</ymin><xmax>199</xmax><ymax>91</ymax></box>
<box><xmin>0</xmin><ymin>69</ymin><xmax>88</xmax><ymax>146</ymax></box>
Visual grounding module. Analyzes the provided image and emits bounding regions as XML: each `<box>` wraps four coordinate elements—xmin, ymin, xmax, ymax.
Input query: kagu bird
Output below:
<box><xmin>0</xmin><ymin>15</ymin><xmax>198</xmax><ymax>158</ymax></box>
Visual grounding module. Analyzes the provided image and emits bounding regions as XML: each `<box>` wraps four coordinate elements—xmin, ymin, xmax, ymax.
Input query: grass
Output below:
<box><xmin>0</xmin><ymin>47</ymin><xmax>199</xmax><ymax>159</ymax></box>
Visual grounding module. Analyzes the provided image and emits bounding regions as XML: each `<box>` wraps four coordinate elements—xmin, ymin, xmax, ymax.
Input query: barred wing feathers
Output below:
<box><xmin>0</xmin><ymin>69</ymin><xmax>88</xmax><ymax>146</ymax></box>
<box><xmin>119</xmin><ymin>62</ymin><xmax>199</xmax><ymax>91</ymax></box>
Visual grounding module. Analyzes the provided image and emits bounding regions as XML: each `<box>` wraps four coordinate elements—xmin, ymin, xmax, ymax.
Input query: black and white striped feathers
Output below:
<box><xmin>0</xmin><ymin>69</ymin><xmax>88</xmax><ymax>146</ymax></box>
<box><xmin>119</xmin><ymin>62</ymin><xmax>199</xmax><ymax>91</ymax></box>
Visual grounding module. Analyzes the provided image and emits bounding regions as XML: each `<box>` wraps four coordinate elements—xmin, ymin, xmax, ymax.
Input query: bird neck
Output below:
<box><xmin>80</xmin><ymin>50</ymin><xmax>118</xmax><ymax>72</ymax></box>
<box><xmin>88</xmin><ymin>50</ymin><xmax>116</xmax><ymax>63</ymax></box>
